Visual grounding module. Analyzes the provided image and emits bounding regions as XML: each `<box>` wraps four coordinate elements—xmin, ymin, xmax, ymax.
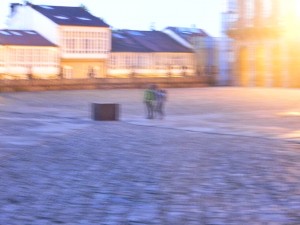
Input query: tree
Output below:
<box><xmin>80</xmin><ymin>4</ymin><xmax>89</xmax><ymax>12</ymax></box>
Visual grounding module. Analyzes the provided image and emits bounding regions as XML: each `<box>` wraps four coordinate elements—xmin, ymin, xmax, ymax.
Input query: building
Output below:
<box><xmin>215</xmin><ymin>36</ymin><xmax>233</xmax><ymax>85</ymax></box>
<box><xmin>220</xmin><ymin>2</ymin><xmax>236</xmax><ymax>86</ymax></box>
<box><xmin>7</xmin><ymin>2</ymin><xmax>111</xmax><ymax>79</ymax></box>
<box><xmin>225</xmin><ymin>0</ymin><xmax>300</xmax><ymax>87</ymax></box>
<box><xmin>0</xmin><ymin>29</ymin><xmax>59</xmax><ymax>79</ymax></box>
<box><xmin>109</xmin><ymin>30</ymin><xmax>196</xmax><ymax>77</ymax></box>
<box><xmin>163</xmin><ymin>27</ymin><xmax>220</xmax><ymax>84</ymax></box>
<box><xmin>3</xmin><ymin>3</ymin><xmax>200</xmax><ymax>81</ymax></box>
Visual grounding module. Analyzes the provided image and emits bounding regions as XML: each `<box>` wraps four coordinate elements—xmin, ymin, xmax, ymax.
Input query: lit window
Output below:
<box><xmin>77</xmin><ymin>17</ymin><xmax>91</xmax><ymax>21</ymax></box>
<box><xmin>263</xmin><ymin>0</ymin><xmax>272</xmax><ymax>18</ymax></box>
<box><xmin>25</xmin><ymin>31</ymin><xmax>36</xmax><ymax>35</ymax></box>
<box><xmin>54</xmin><ymin>16</ymin><xmax>69</xmax><ymax>20</ymax></box>
<box><xmin>128</xmin><ymin>31</ymin><xmax>144</xmax><ymax>36</ymax></box>
<box><xmin>112</xmin><ymin>33</ymin><xmax>125</xmax><ymax>39</ymax></box>
<box><xmin>11</xmin><ymin>31</ymin><xmax>22</xmax><ymax>36</ymax></box>
<box><xmin>63</xmin><ymin>66</ymin><xmax>73</xmax><ymax>79</ymax></box>
<box><xmin>40</xmin><ymin>5</ymin><xmax>54</xmax><ymax>10</ymax></box>
<box><xmin>62</xmin><ymin>29</ymin><xmax>109</xmax><ymax>54</ymax></box>
<box><xmin>0</xmin><ymin>31</ymin><xmax>11</xmax><ymax>35</ymax></box>
<box><xmin>245</xmin><ymin>0</ymin><xmax>254</xmax><ymax>21</ymax></box>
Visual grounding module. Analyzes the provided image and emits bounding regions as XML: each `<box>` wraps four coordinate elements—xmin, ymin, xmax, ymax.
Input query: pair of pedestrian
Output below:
<box><xmin>143</xmin><ymin>84</ymin><xmax>167</xmax><ymax>119</ymax></box>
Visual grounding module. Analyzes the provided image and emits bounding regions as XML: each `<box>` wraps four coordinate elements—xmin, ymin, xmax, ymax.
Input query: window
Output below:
<box><xmin>263</xmin><ymin>0</ymin><xmax>272</xmax><ymax>18</ymax></box>
<box><xmin>245</xmin><ymin>0</ymin><xmax>254</xmax><ymax>26</ymax></box>
<box><xmin>110</xmin><ymin>55</ymin><xmax>116</xmax><ymax>68</ymax></box>
<box><xmin>11</xmin><ymin>31</ymin><xmax>22</xmax><ymax>36</ymax></box>
<box><xmin>5</xmin><ymin>46</ymin><xmax>58</xmax><ymax>70</ymax></box>
<box><xmin>0</xmin><ymin>31</ymin><xmax>10</xmax><ymax>35</ymax></box>
<box><xmin>0</xmin><ymin>47</ymin><xmax>4</xmax><ymax>68</ymax></box>
<box><xmin>63</xmin><ymin>66</ymin><xmax>73</xmax><ymax>79</ymax></box>
<box><xmin>54</xmin><ymin>15</ymin><xmax>69</xmax><ymax>20</ymax></box>
<box><xmin>40</xmin><ymin>5</ymin><xmax>54</xmax><ymax>9</ymax></box>
<box><xmin>227</xmin><ymin>0</ymin><xmax>238</xmax><ymax>12</ymax></box>
<box><xmin>62</xmin><ymin>29</ymin><xmax>109</xmax><ymax>54</ymax></box>
<box><xmin>92</xmin><ymin>66</ymin><xmax>99</xmax><ymax>77</ymax></box>
<box><xmin>125</xmin><ymin>55</ymin><xmax>131</xmax><ymax>69</ymax></box>
<box><xmin>77</xmin><ymin>17</ymin><xmax>91</xmax><ymax>21</ymax></box>
<box><xmin>25</xmin><ymin>31</ymin><xmax>36</xmax><ymax>35</ymax></box>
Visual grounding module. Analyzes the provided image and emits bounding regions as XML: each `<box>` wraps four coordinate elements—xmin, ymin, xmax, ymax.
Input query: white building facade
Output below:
<box><xmin>0</xmin><ymin>29</ymin><xmax>59</xmax><ymax>79</ymax></box>
<box><xmin>7</xmin><ymin>3</ymin><xmax>111</xmax><ymax>79</ymax></box>
<box><xmin>109</xmin><ymin>30</ymin><xmax>196</xmax><ymax>77</ymax></box>
<box><xmin>3</xmin><ymin>3</ymin><xmax>197</xmax><ymax>81</ymax></box>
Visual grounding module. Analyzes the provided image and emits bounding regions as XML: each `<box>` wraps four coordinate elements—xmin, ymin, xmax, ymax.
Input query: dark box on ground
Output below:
<box><xmin>92</xmin><ymin>103</ymin><xmax>119</xmax><ymax>121</ymax></box>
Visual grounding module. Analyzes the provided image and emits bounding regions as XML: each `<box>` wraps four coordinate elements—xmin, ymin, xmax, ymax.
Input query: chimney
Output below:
<box><xmin>25</xmin><ymin>1</ymin><xmax>32</xmax><ymax>6</ymax></box>
<box><xmin>10</xmin><ymin>3</ymin><xmax>22</xmax><ymax>17</ymax></box>
<box><xmin>150</xmin><ymin>22</ymin><xmax>156</xmax><ymax>31</ymax></box>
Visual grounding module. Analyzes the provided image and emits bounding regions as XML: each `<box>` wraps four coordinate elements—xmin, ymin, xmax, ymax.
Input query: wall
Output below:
<box><xmin>30</xmin><ymin>7</ymin><xmax>59</xmax><ymax>45</ymax></box>
<box><xmin>0</xmin><ymin>77</ymin><xmax>207</xmax><ymax>92</ymax></box>
<box><xmin>60</xmin><ymin>59</ymin><xmax>107</xmax><ymax>79</ymax></box>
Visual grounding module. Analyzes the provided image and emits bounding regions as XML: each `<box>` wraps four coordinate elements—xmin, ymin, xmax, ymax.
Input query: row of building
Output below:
<box><xmin>0</xmin><ymin>2</ymin><xmax>230</xmax><ymax>85</ymax></box>
<box><xmin>4</xmin><ymin>1</ymin><xmax>299</xmax><ymax>88</ymax></box>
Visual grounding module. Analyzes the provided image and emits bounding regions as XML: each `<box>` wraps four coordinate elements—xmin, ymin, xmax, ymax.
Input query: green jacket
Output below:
<box><xmin>144</xmin><ymin>89</ymin><xmax>155</xmax><ymax>102</ymax></box>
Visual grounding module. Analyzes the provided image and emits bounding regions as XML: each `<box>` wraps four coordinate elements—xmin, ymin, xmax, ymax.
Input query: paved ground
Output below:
<box><xmin>0</xmin><ymin>87</ymin><xmax>300</xmax><ymax>224</ymax></box>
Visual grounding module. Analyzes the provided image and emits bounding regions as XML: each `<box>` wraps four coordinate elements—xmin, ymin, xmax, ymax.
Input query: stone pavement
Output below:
<box><xmin>0</xmin><ymin>87</ymin><xmax>300</xmax><ymax>224</ymax></box>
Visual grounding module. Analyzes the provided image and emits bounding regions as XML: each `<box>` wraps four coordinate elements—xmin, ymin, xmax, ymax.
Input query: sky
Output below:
<box><xmin>0</xmin><ymin>0</ymin><xmax>224</xmax><ymax>37</ymax></box>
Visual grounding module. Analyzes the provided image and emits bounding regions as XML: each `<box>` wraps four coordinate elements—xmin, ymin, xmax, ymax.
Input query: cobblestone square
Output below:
<box><xmin>0</xmin><ymin>87</ymin><xmax>300</xmax><ymax>224</ymax></box>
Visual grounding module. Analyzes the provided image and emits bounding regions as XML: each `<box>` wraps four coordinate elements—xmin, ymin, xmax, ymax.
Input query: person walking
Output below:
<box><xmin>143</xmin><ymin>84</ymin><xmax>156</xmax><ymax>119</ymax></box>
<box><xmin>155</xmin><ymin>88</ymin><xmax>167</xmax><ymax>119</ymax></box>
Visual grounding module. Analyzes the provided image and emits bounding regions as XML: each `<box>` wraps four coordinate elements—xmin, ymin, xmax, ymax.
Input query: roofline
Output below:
<box><xmin>0</xmin><ymin>44</ymin><xmax>58</xmax><ymax>47</ymax></box>
<box><xmin>111</xmin><ymin>51</ymin><xmax>194</xmax><ymax>53</ymax></box>
<box><xmin>58</xmin><ymin>24</ymin><xmax>110</xmax><ymax>28</ymax></box>
<box><xmin>30</xmin><ymin>4</ymin><xmax>110</xmax><ymax>28</ymax></box>
<box><xmin>162</xmin><ymin>28</ymin><xmax>194</xmax><ymax>49</ymax></box>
